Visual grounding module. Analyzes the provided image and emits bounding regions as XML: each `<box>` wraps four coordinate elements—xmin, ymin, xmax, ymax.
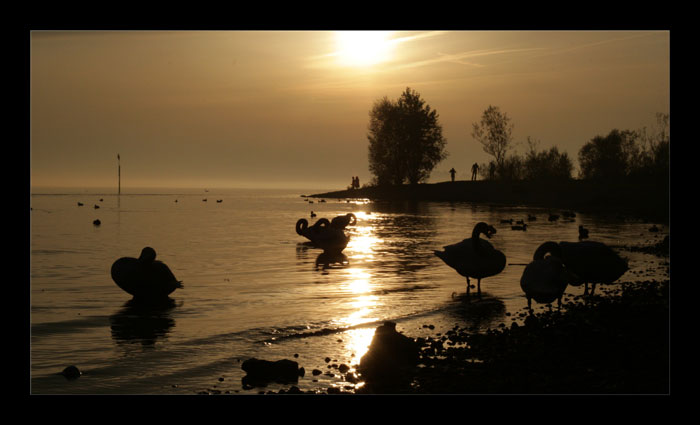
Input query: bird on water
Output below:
<box><xmin>534</xmin><ymin>240</ymin><xmax>628</xmax><ymax>296</ymax></box>
<box><xmin>434</xmin><ymin>222</ymin><xmax>506</xmax><ymax>298</ymax></box>
<box><xmin>111</xmin><ymin>247</ymin><xmax>183</xmax><ymax>301</ymax></box>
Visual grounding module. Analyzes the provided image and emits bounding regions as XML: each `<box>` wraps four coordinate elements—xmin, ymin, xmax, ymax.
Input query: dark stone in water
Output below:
<box><xmin>241</xmin><ymin>358</ymin><xmax>304</xmax><ymax>388</ymax></box>
<box><xmin>60</xmin><ymin>365</ymin><xmax>81</xmax><ymax>380</ymax></box>
<box><xmin>358</xmin><ymin>321</ymin><xmax>420</xmax><ymax>384</ymax></box>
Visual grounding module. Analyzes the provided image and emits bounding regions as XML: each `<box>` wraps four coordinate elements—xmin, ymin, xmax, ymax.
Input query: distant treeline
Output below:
<box><xmin>477</xmin><ymin>113</ymin><xmax>669</xmax><ymax>185</ymax></box>
<box><xmin>364</xmin><ymin>87</ymin><xmax>669</xmax><ymax>188</ymax></box>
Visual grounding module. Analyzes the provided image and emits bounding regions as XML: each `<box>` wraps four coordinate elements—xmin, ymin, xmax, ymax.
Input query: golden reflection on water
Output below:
<box><xmin>337</xmin><ymin>214</ymin><xmax>383</xmax><ymax>360</ymax></box>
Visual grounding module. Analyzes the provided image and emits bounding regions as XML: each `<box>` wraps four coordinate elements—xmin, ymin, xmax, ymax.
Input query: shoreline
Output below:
<box><xmin>310</xmin><ymin>180</ymin><xmax>669</xmax><ymax>224</ymax></box>
<box><xmin>202</xmin><ymin>237</ymin><xmax>670</xmax><ymax>395</ymax></box>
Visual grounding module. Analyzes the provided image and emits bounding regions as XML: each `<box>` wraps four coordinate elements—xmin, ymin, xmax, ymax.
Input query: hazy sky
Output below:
<box><xmin>30</xmin><ymin>30</ymin><xmax>670</xmax><ymax>191</ymax></box>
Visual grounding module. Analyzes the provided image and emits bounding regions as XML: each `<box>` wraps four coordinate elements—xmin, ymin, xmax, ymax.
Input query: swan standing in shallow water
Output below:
<box><xmin>520</xmin><ymin>242</ymin><xmax>574</xmax><ymax>309</ymax></box>
<box><xmin>535</xmin><ymin>241</ymin><xmax>628</xmax><ymax>296</ymax></box>
<box><xmin>434</xmin><ymin>222</ymin><xmax>506</xmax><ymax>298</ymax></box>
<box><xmin>111</xmin><ymin>247</ymin><xmax>183</xmax><ymax>301</ymax></box>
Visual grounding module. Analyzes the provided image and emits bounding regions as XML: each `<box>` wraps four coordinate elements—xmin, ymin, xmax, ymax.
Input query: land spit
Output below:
<box><xmin>311</xmin><ymin>180</ymin><xmax>669</xmax><ymax>224</ymax></box>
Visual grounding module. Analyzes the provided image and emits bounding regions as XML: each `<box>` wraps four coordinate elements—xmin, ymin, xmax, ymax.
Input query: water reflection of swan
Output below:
<box><xmin>295</xmin><ymin>218</ymin><xmax>350</xmax><ymax>253</ymax></box>
<box><xmin>109</xmin><ymin>298</ymin><xmax>176</xmax><ymax>345</ymax></box>
<box><xmin>111</xmin><ymin>247</ymin><xmax>183</xmax><ymax>301</ymax></box>
<box><xmin>520</xmin><ymin>242</ymin><xmax>572</xmax><ymax>309</ymax></box>
<box><xmin>315</xmin><ymin>252</ymin><xmax>349</xmax><ymax>270</ymax></box>
<box><xmin>434</xmin><ymin>222</ymin><xmax>506</xmax><ymax>298</ymax></box>
<box><xmin>536</xmin><ymin>241</ymin><xmax>628</xmax><ymax>296</ymax></box>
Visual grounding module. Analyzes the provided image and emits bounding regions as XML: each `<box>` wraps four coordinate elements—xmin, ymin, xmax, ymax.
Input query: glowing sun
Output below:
<box><xmin>334</xmin><ymin>31</ymin><xmax>395</xmax><ymax>67</ymax></box>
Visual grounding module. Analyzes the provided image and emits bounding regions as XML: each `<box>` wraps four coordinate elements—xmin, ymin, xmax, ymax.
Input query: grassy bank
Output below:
<box><xmin>311</xmin><ymin>180</ymin><xmax>669</xmax><ymax>224</ymax></box>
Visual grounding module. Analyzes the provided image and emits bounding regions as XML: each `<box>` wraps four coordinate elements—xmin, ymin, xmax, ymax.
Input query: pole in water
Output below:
<box><xmin>117</xmin><ymin>153</ymin><xmax>121</xmax><ymax>195</ymax></box>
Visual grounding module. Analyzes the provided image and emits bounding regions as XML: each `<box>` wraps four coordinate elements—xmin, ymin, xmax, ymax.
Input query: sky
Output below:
<box><xmin>30</xmin><ymin>30</ymin><xmax>670</xmax><ymax>191</ymax></box>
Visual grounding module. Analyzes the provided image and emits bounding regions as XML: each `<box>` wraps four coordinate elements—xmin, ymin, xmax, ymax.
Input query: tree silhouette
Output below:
<box><xmin>471</xmin><ymin>106</ymin><xmax>514</xmax><ymax>170</ymax></box>
<box><xmin>578</xmin><ymin>129</ymin><xmax>636</xmax><ymax>181</ymax></box>
<box><xmin>367</xmin><ymin>88</ymin><xmax>447</xmax><ymax>185</ymax></box>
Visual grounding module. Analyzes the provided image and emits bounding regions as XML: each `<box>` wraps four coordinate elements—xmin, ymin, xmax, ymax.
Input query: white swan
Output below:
<box><xmin>434</xmin><ymin>222</ymin><xmax>506</xmax><ymax>298</ymax></box>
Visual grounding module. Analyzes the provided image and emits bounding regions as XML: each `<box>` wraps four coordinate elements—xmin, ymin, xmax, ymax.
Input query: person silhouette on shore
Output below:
<box><xmin>449</xmin><ymin>168</ymin><xmax>456</xmax><ymax>182</ymax></box>
<box><xmin>471</xmin><ymin>163</ymin><xmax>479</xmax><ymax>181</ymax></box>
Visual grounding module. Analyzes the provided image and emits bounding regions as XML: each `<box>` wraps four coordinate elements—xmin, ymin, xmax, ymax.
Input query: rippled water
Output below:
<box><xmin>30</xmin><ymin>187</ymin><xmax>669</xmax><ymax>394</ymax></box>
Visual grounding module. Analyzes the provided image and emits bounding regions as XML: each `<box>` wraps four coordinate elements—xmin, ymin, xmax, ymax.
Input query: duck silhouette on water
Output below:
<box><xmin>111</xmin><ymin>247</ymin><xmax>183</xmax><ymax>301</ymax></box>
<box><xmin>434</xmin><ymin>222</ymin><xmax>506</xmax><ymax>298</ymax></box>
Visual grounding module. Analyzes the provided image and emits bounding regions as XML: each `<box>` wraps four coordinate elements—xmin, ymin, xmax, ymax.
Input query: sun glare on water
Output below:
<box><xmin>334</xmin><ymin>31</ymin><xmax>395</xmax><ymax>67</ymax></box>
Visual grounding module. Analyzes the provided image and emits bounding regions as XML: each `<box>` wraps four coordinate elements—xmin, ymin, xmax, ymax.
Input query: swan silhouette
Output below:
<box><xmin>111</xmin><ymin>247</ymin><xmax>183</xmax><ymax>301</ymax></box>
<box><xmin>296</xmin><ymin>218</ymin><xmax>350</xmax><ymax>253</ymax></box>
<box><xmin>330</xmin><ymin>213</ymin><xmax>357</xmax><ymax>229</ymax></box>
<box><xmin>534</xmin><ymin>241</ymin><xmax>628</xmax><ymax>296</ymax></box>
<box><xmin>434</xmin><ymin>222</ymin><xmax>506</xmax><ymax>298</ymax></box>
<box><xmin>520</xmin><ymin>242</ymin><xmax>574</xmax><ymax>309</ymax></box>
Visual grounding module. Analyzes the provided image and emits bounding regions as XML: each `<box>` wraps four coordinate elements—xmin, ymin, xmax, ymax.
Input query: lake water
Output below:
<box><xmin>29</xmin><ymin>187</ymin><xmax>669</xmax><ymax>394</ymax></box>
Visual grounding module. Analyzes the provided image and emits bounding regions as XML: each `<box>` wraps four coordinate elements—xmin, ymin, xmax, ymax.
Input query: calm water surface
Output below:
<box><xmin>30</xmin><ymin>187</ymin><xmax>669</xmax><ymax>394</ymax></box>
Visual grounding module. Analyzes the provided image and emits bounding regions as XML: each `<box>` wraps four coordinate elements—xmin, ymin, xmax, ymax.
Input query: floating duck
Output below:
<box><xmin>94</xmin><ymin>204</ymin><xmax>100</xmax><ymax>209</ymax></box>
<box><xmin>499</xmin><ymin>219</ymin><xmax>513</xmax><ymax>224</ymax></box>
<box><xmin>216</xmin><ymin>199</ymin><xmax>223</xmax><ymax>203</ymax></box>
<box><xmin>434</xmin><ymin>222</ymin><xmax>506</xmax><ymax>298</ymax></box>
<box><xmin>111</xmin><ymin>247</ymin><xmax>183</xmax><ymax>301</ymax></box>
<box><xmin>534</xmin><ymin>241</ymin><xmax>628</xmax><ymax>296</ymax></box>
<box><xmin>511</xmin><ymin>224</ymin><xmax>527</xmax><ymax>231</ymax></box>
<box><xmin>515</xmin><ymin>219</ymin><xmax>525</xmax><ymax>225</ymax></box>
<box><xmin>296</xmin><ymin>218</ymin><xmax>350</xmax><ymax>253</ymax></box>
<box><xmin>77</xmin><ymin>202</ymin><xmax>84</xmax><ymax>207</ymax></box>
<box><xmin>548</xmin><ymin>214</ymin><xmax>559</xmax><ymax>222</ymax></box>
<box><xmin>93</xmin><ymin>219</ymin><xmax>101</xmax><ymax>226</ymax></box>
<box><xmin>527</xmin><ymin>214</ymin><xmax>537</xmax><ymax>221</ymax></box>
<box><xmin>310</xmin><ymin>211</ymin><xmax>316</xmax><ymax>218</ymax></box>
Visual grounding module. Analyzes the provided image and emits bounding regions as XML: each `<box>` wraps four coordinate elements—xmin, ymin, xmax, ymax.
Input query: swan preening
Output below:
<box><xmin>434</xmin><ymin>222</ymin><xmax>506</xmax><ymax>298</ymax></box>
<box><xmin>533</xmin><ymin>241</ymin><xmax>628</xmax><ymax>296</ymax></box>
<box><xmin>111</xmin><ymin>247</ymin><xmax>183</xmax><ymax>301</ymax></box>
<box><xmin>520</xmin><ymin>242</ymin><xmax>574</xmax><ymax>309</ymax></box>
<box><xmin>296</xmin><ymin>213</ymin><xmax>356</xmax><ymax>253</ymax></box>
